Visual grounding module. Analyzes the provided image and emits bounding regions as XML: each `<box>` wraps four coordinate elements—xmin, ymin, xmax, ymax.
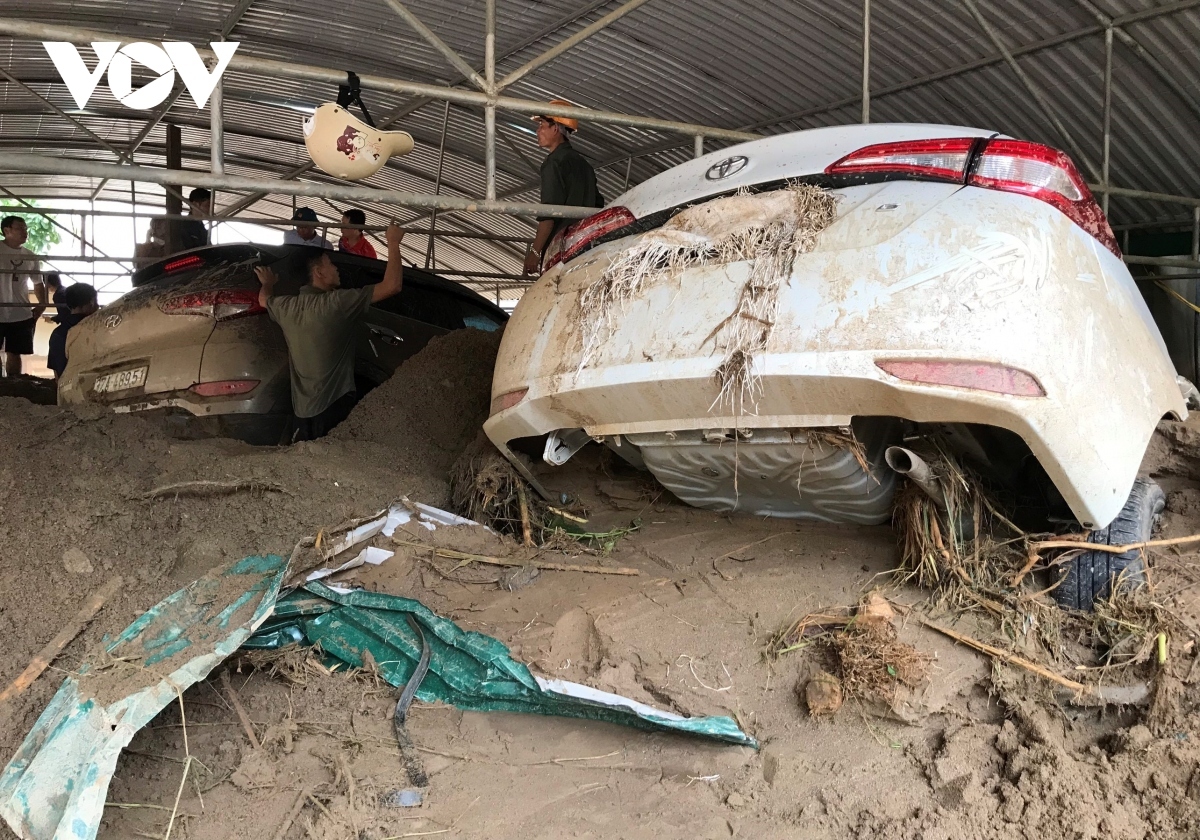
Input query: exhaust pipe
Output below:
<box><xmin>885</xmin><ymin>446</ymin><xmax>946</xmax><ymax>510</ymax></box>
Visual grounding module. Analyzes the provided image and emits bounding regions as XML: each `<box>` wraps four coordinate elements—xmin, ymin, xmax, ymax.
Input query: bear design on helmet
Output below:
<box><xmin>336</xmin><ymin>126</ymin><xmax>380</xmax><ymax>163</ymax></box>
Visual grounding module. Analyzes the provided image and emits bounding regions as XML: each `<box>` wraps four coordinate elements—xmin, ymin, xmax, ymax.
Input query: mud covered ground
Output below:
<box><xmin>2</xmin><ymin>340</ymin><xmax>1200</xmax><ymax>839</ymax></box>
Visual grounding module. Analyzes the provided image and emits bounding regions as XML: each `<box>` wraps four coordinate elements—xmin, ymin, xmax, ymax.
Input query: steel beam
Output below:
<box><xmin>427</xmin><ymin>101</ymin><xmax>452</xmax><ymax>268</ymax></box>
<box><xmin>381</xmin><ymin>0</ymin><xmax>489</xmax><ymax>91</ymax></box>
<box><xmin>0</xmin><ymin>19</ymin><xmax>757</xmax><ymax>143</ymax></box>
<box><xmin>210</xmin><ymin>76</ymin><xmax>225</xmax><ymax>177</ymax></box>
<box><xmin>960</xmin><ymin>0</ymin><xmax>1101</xmax><ymax>181</ymax></box>
<box><xmin>747</xmin><ymin>0</ymin><xmax>1200</xmax><ymax>132</ymax></box>
<box><xmin>0</xmin><ymin>184</ymin><xmax>132</xmax><ymax>269</ymax></box>
<box><xmin>484</xmin><ymin>0</ymin><xmax>497</xmax><ymax>200</ymax></box>
<box><xmin>0</xmin><ymin>153</ymin><xmax>598</xmax><ymax>219</ymax></box>
<box><xmin>861</xmin><ymin>0</ymin><xmax>870</xmax><ymax>124</ymax></box>
<box><xmin>1102</xmin><ymin>26</ymin><xmax>1112</xmax><ymax>216</ymax></box>
<box><xmin>1072</xmin><ymin>0</ymin><xmax>1200</xmax><ymax>124</ymax></box>
<box><xmin>219</xmin><ymin>0</ymin><xmax>259</xmax><ymax>39</ymax></box>
<box><xmin>497</xmin><ymin>0</ymin><xmax>656</xmax><ymax>91</ymax></box>
<box><xmin>89</xmin><ymin>87</ymin><xmax>187</xmax><ymax>201</ymax></box>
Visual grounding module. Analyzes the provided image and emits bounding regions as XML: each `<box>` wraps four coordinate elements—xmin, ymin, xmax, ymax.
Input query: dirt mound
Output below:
<box><xmin>332</xmin><ymin>327</ymin><xmax>502</xmax><ymax>471</ymax></box>
<box><xmin>0</xmin><ymin>332</ymin><xmax>502</xmax><ymax>778</ymax></box>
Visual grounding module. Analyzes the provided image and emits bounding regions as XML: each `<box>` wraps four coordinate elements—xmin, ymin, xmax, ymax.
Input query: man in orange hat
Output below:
<box><xmin>523</xmin><ymin>99</ymin><xmax>603</xmax><ymax>275</ymax></box>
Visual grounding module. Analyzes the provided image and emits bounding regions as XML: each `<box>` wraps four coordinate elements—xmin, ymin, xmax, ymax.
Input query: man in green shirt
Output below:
<box><xmin>523</xmin><ymin>100</ymin><xmax>603</xmax><ymax>275</ymax></box>
<box><xmin>254</xmin><ymin>223</ymin><xmax>405</xmax><ymax>441</ymax></box>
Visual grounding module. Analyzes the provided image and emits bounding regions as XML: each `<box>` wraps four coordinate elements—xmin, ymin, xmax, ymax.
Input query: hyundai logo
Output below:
<box><xmin>104</xmin><ymin>313</ymin><xmax>122</xmax><ymax>329</ymax></box>
<box><xmin>705</xmin><ymin>155</ymin><xmax>749</xmax><ymax>181</ymax></box>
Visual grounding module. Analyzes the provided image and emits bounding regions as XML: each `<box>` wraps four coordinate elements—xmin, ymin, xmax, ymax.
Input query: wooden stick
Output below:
<box><xmin>270</xmin><ymin>787</ymin><xmax>312</xmax><ymax>840</ymax></box>
<box><xmin>220</xmin><ymin>669</ymin><xmax>261</xmax><ymax>750</ymax></box>
<box><xmin>392</xmin><ymin>539</ymin><xmax>640</xmax><ymax>576</ymax></box>
<box><xmin>918</xmin><ymin>616</ymin><xmax>1093</xmax><ymax>696</ymax></box>
<box><xmin>516</xmin><ymin>482</ymin><xmax>534</xmax><ymax>548</ymax></box>
<box><xmin>141</xmin><ymin>479</ymin><xmax>283</xmax><ymax>500</ymax></box>
<box><xmin>1011</xmin><ymin>532</ymin><xmax>1200</xmax><ymax>586</ymax></box>
<box><xmin>0</xmin><ymin>575</ymin><xmax>122</xmax><ymax>704</ymax></box>
<box><xmin>1031</xmin><ymin>533</ymin><xmax>1200</xmax><ymax>555</ymax></box>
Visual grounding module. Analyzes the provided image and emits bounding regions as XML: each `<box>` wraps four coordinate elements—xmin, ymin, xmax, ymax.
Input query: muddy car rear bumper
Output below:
<box><xmin>486</xmin><ymin>186</ymin><xmax>1186</xmax><ymax>530</ymax></box>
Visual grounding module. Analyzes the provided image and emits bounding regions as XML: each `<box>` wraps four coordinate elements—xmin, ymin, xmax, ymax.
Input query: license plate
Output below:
<box><xmin>93</xmin><ymin>366</ymin><xmax>148</xmax><ymax>394</ymax></box>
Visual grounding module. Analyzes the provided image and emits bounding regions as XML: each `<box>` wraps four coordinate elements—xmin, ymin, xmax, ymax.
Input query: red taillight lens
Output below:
<box><xmin>968</xmin><ymin>139</ymin><xmax>1119</xmax><ymax>257</ymax></box>
<box><xmin>825</xmin><ymin>138</ymin><xmax>977</xmax><ymax>182</ymax></box>
<box><xmin>188</xmin><ymin>379</ymin><xmax>260</xmax><ymax>397</ymax></box>
<box><xmin>490</xmin><ymin>387</ymin><xmax>528</xmax><ymax>416</ymax></box>
<box><xmin>877</xmin><ymin>359</ymin><xmax>1045</xmax><ymax>397</ymax></box>
<box><xmin>160</xmin><ymin>290</ymin><xmax>265</xmax><ymax>321</ymax></box>
<box><xmin>163</xmin><ymin>255</ymin><xmax>205</xmax><ymax>274</ymax></box>
<box><xmin>543</xmin><ymin>207</ymin><xmax>636</xmax><ymax>271</ymax></box>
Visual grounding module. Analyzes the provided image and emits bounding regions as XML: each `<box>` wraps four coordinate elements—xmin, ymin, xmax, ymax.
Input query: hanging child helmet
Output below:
<box><xmin>303</xmin><ymin>103</ymin><xmax>414</xmax><ymax>180</ymax></box>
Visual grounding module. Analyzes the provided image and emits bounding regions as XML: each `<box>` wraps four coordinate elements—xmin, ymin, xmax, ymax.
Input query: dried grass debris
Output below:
<box><xmin>575</xmin><ymin>184</ymin><xmax>839</xmax><ymax>414</ymax></box>
<box><xmin>833</xmin><ymin>621</ymin><xmax>933</xmax><ymax>705</ymax></box>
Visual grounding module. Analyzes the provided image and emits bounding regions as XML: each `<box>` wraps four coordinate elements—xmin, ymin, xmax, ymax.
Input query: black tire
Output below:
<box><xmin>1053</xmin><ymin>478</ymin><xmax>1164</xmax><ymax>611</ymax></box>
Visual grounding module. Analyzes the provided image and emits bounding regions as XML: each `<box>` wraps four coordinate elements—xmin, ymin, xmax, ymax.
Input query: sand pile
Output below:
<box><xmin>332</xmin><ymin>328</ymin><xmax>502</xmax><ymax>473</ymax></box>
<box><xmin>0</xmin><ymin>328</ymin><xmax>503</xmax><ymax>776</ymax></box>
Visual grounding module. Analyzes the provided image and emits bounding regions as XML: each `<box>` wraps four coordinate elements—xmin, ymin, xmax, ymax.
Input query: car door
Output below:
<box><xmin>358</xmin><ymin>280</ymin><xmax>466</xmax><ymax>384</ymax></box>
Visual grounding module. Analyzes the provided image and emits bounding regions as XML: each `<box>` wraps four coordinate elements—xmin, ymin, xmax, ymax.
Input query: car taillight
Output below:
<box><xmin>163</xmin><ymin>255</ymin><xmax>205</xmax><ymax>274</ymax></box>
<box><xmin>825</xmin><ymin>138</ymin><xmax>977</xmax><ymax>182</ymax></box>
<box><xmin>543</xmin><ymin>207</ymin><xmax>636</xmax><ymax>271</ymax></box>
<box><xmin>967</xmin><ymin>139</ymin><xmax>1119</xmax><ymax>257</ymax></box>
<box><xmin>189</xmin><ymin>379</ymin><xmax>260</xmax><ymax>397</ymax></box>
<box><xmin>490</xmin><ymin>387</ymin><xmax>528</xmax><ymax>416</ymax></box>
<box><xmin>160</xmin><ymin>290</ymin><xmax>265</xmax><ymax>321</ymax></box>
<box><xmin>876</xmin><ymin>359</ymin><xmax>1045</xmax><ymax>397</ymax></box>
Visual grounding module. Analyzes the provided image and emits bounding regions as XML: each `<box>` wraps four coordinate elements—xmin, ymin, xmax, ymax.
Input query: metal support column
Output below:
<box><xmin>210</xmin><ymin>75</ymin><xmax>225</xmax><ymax>177</ymax></box>
<box><xmin>961</xmin><ymin>0</ymin><xmax>1101</xmax><ymax>180</ymax></box>
<box><xmin>1193</xmin><ymin>207</ymin><xmax>1199</xmax><ymax>262</ymax></box>
<box><xmin>862</xmin><ymin>0</ymin><xmax>871</xmax><ymax>124</ymax></box>
<box><xmin>484</xmin><ymin>0</ymin><xmax>497</xmax><ymax>200</ymax></box>
<box><xmin>165</xmin><ymin>124</ymin><xmax>183</xmax><ymax>253</ymax></box>
<box><xmin>694</xmin><ymin>135</ymin><xmax>704</xmax><ymax>159</ymax></box>
<box><xmin>1102</xmin><ymin>26</ymin><xmax>1112</xmax><ymax>216</ymax></box>
<box><xmin>426</xmin><ymin>101</ymin><xmax>451</xmax><ymax>269</ymax></box>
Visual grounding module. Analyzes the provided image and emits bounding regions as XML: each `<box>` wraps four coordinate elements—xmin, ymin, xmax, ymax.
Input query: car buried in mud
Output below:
<box><xmin>59</xmin><ymin>244</ymin><xmax>507</xmax><ymax>444</ymax></box>
<box><xmin>485</xmin><ymin>123</ymin><xmax>1193</xmax><ymax>610</ymax></box>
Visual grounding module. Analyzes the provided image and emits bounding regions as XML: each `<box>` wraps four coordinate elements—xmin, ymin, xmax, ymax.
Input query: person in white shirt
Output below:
<box><xmin>282</xmin><ymin>207</ymin><xmax>333</xmax><ymax>249</ymax></box>
<box><xmin>0</xmin><ymin>216</ymin><xmax>45</xmax><ymax>377</ymax></box>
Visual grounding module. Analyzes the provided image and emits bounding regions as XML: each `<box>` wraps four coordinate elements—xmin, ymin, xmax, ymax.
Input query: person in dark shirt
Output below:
<box><xmin>48</xmin><ymin>282</ymin><xmax>98</xmax><ymax>379</ymax></box>
<box><xmin>44</xmin><ymin>271</ymin><xmax>69</xmax><ymax>322</ymax></box>
<box><xmin>178</xmin><ymin>188</ymin><xmax>211</xmax><ymax>251</ymax></box>
<box><xmin>523</xmin><ymin>99</ymin><xmax>603</xmax><ymax>275</ymax></box>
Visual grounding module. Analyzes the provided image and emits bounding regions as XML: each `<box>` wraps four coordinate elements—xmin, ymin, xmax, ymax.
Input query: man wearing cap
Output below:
<box><xmin>284</xmin><ymin>207</ymin><xmax>333</xmax><ymax>249</ymax></box>
<box><xmin>523</xmin><ymin>99</ymin><xmax>603</xmax><ymax>275</ymax></box>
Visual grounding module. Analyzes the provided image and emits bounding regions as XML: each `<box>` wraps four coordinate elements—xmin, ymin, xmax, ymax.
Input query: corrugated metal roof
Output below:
<box><xmin>2</xmin><ymin>0</ymin><xmax>1200</xmax><ymax>296</ymax></box>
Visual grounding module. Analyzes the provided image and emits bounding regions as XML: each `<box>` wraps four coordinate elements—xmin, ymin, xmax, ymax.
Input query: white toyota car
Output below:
<box><xmin>485</xmin><ymin>124</ymin><xmax>1188</xmax><ymax>609</ymax></box>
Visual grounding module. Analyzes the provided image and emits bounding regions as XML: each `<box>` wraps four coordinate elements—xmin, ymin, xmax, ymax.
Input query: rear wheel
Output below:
<box><xmin>1053</xmin><ymin>478</ymin><xmax>1164</xmax><ymax>611</ymax></box>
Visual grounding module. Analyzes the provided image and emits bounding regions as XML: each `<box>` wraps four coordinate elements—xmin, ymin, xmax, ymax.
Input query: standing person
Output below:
<box><xmin>47</xmin><ymin>283</ymin><xmax>98</xmax><ymax>380</ymax></box>
<box><xmin>0</xmin><ymin>216</ymin><xmax>45</xmax><ymax>377</ymax></box>
<box><xmin>523</xmin><ymin>99</ymin><xmax>603</xmax><ymax>275</ymax></box>
<box><xmin>44</xmin><ymin>271</ymin><xmax>69</xmax><ymax>321</ymax></box>
<box><xmin>338</xmin><ymin>208</ymin><xmax>377</xmax><ymax>258</ymax></box>
<box><xmin>283</xmin><ymin>207</ymin><xmax>333</xmax><ymax>249</ymax></box>
<box><xmin>254</xmin><ymin>224</ymin><xmax>405</xmax><ymax>441</ymax></box>
<box><xmin>135</xmin><ymin>217</ymin><xmax>170</xmax><ymax>268</ymax></box>
<box><xmin>178</xmin><ymin>188</ymin><xmax>211</xmax><ymax>251</ymax></box>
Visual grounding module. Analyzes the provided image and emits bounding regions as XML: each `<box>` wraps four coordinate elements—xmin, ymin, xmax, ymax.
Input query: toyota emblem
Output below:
<box><xmin>104</xmin><ymin>313</ymin><xmax>122</xmax><ymax>329</ymax></box>
<box><xmin>705</xmin><ymin>155</ymin><xmax>749</xmax><ymax>181</ymax></box>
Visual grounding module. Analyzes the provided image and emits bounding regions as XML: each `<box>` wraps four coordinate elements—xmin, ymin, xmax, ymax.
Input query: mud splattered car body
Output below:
<box><xmin>60</xmin><ymin>245</ymin><xmax>506</xmax><ymax>443</ymax></box>
<box><xmin>485</xmin><ymin>124</ymin><xmax>1186</xmax><ymax>531</ymax></box>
